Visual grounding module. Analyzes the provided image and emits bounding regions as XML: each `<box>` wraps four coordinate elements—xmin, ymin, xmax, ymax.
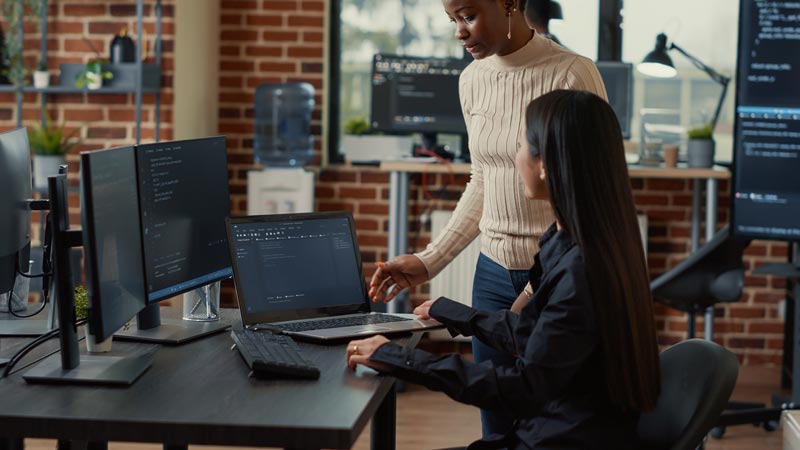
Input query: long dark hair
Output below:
<box><xmin>525</xmin><ymin>89</ymin><xmax>660</xmax><ymax>412</ymax></box>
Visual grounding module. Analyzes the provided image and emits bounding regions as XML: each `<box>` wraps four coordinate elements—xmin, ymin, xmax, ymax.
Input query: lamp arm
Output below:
<box><xmin>669</xmin><ymin>43</ymin><xmax>731</xmax><ymax>86</ymax></box>
<box><xmin>670</xmin><ymin>43</ymin><xmax>731</xmax><ymax>129</ymax></box>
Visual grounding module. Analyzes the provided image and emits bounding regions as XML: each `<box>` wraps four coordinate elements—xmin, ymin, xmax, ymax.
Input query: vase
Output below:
<box><xmin>687</xmin><ymin>139</ymin><xmax>715</xmax><ymax>168</ymax></box>
<box><xmin>33</xmin><ymin>70</ymin><xmax>49</xmax><ymax>88</ymax></box>
<box><xmin>32</xmin><ymin>154</ymin><xmax>66</xmax><ymax>191</ymax></box>
<box><xmin>86</xmin><ymin>71</ymin><xmax>103</xmax><ymax>90</ymax></box>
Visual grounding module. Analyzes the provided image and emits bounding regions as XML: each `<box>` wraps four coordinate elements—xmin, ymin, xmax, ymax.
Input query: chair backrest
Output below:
<box><xmin>637</xmin><ymin>339</ymin><xmax>739</xmax><ymax>450</ymax></box>
<box><xmin>650</xmin><ymin>225</ymin><xmax>750</xmax><ymax>312</ymax></box>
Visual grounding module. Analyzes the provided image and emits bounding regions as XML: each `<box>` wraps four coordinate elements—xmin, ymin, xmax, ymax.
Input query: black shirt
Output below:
<box><xmin>370</xmin><ymin>224</ymin><xmax>639</xmax><ymax>450</ymax></box>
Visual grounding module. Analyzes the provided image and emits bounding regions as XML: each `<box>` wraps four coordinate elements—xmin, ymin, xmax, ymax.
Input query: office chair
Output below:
<box><xmin>649</xmin><ymin>225</ymin><xmax>791</xmax><ymax>438</ymax></box>
<box><xmin>638</xmin><ymin>339</ymin><xmax>739</xmax><ymax>450</ymax></box>
<box><xmin>650</xmin><ymin>224</ymin><xmax>749</xmax><ymax>339</ymax></box>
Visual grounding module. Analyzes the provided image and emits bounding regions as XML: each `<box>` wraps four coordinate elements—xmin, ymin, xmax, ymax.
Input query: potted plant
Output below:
<box><xmin>74</xmin><ymin>286</ymin><xmax>114</xmax><ymax>353</ymax></box>
<box><xmin>686</xmin><ymin>123</ymin><xmax>715</xmax><ymax>168</ymax></box>
<box><xmin>340</xmin><ymin>116</ymin><xmax>413</xmax><ymax>162</ymax></box>
<box><xmin>32</xmin><ymin>59</ymin><xmax>49</xmax><ymax>88</ymax></box>
<box><xmin>27</xmin><ymin>116</ymin><xmax>83</xmax><ymax>190</ymax></box>
<box><xmin>75</xmin><ymin>59</ymin><xmax>113</xmax><ymax>90</ymax></box>
<box><xmin>1</xmin><ymin>0</ymin><xmax>42</xmax><ymax>86</ymax></box>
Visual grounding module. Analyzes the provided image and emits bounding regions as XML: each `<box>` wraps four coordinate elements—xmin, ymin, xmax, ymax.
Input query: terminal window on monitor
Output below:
<box><xmin>595</xmin><ymin>61</ymin><xmax>633</xmax><ymax>140</ymax></box>
<box><xmin>370</xmin><ymin>54</ymin><xmax>469</xmax><ymax>151</ymax></box>
<box><xmin>731</xmin><ymin>0</ymin><xmax>800</xmax><ymax>241</ymax></box>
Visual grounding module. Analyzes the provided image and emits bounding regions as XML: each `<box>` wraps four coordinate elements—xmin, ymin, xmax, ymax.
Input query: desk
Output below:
<box><xmin>0</xmin><ymin>308</ymin><xmax>419</xmax><ymax>450</ymax></box>
<box><xmin>380</xmin><ymin>160</ymin><xmax>731</xmax><ymax>338</ymax></box>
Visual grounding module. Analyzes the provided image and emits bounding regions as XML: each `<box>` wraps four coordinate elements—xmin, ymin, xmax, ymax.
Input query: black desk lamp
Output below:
<box><xmin>637</xmin><ymin>33</ymin><xmax>731</xmax><ymax>129</ymax></box>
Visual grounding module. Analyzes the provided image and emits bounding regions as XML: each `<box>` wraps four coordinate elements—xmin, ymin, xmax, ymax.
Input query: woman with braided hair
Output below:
<box><xmin>369</xmin><ymin>0</ymin><xmax>608</xmax><ymax>437</ymax></box>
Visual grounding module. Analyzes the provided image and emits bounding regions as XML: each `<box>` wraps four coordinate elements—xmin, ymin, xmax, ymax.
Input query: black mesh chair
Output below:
<box><xmin>638</xmin><ymin>339</ymin><xmax>739</xmax><ymax>450</ymax></box>
<box><xmin>649</xmin><ymin>225</ymin><xmax>791</xmax><ymax>438</ymax></box>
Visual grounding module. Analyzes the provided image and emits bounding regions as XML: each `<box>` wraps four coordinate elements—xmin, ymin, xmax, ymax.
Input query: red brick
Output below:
<box><xmin>748</xmin><ymin>322</ymin><xmax>785</xmax><ymax>334</ymax></box>
<box><xmin>319</xmin><ymin>171</ymin><xmax>357</xmax><ymax>183</ymax></box>
<box><xmin>262</xmin><ymin>1</ymin><xmax>298</xmax><ymax>11</ymax></box>
<box><xmin>221</xmin><ymin>14</ymin><xmax>243</xmax><ymax>25</ymax></box>
<box><xmin>729</xmin><ymin>305</ymin><xmax>767</xmax><ymax>318</ymax></box>
<box><xmin>301</xmin><ymin>1</ymin><xmax>325</xmax><ymax>12</ymax></box>
<box><xmin>221</xmin><ymin>30</ymin><xmax>260</xmax><ymax>41</ymax></box>
<box><xmin>288</xmin><ymin>16</ymin><xmax>324</xmax><ymax>27</ymax></box>
<box><xmin>87</xmin><ymin>127</ymin><xmax>127</xmax><ymax>139</ymax></box>
<box><xmin>726</xmin><ymin>337</ymin><xmax>765</xmax><ymax>349</ymax></box>
<box><xmin>753</xmin><ymin>292</ymin><xmax>784</xmax><ymax>304</ymax></box>
<box><xmin>222</xmin><ymin>0</ymin><xmax>259</xmax><ymax>9</ymax></box>
<box><xmin>340</xmin><ymin>187</ymin><xmax>377</xmax><ymax>199</ymax></box>
<box><xmin>287</xmin><ymin>46</ymin><xmax>323</xmax><ymax>58</ymax></box>
<box><xmin>63</xmin><ymin>109</ymin><xmax>104</xmax><ymax>122</ymax></box>
<box><xmin>263</xmin><ymin>31</ymin><xmax>300</xmax><ymax>42</ymax></box>
<box><xmin>219</xmin><ymin>60</ymin><xmax>255</xmax><ymax>72</ymax></box>
<box><xmin>64</xmin><ymin>4</ymin><xmax>107</xmax><ymax>16</ymax></box>
<box><xmin>246</xmin><ymin>15</ymin><xmax>283</xmax><ymax>26</ymax></box>
<box><xmin>359</xmin><ymin>203</ymin><xmax>389</xmax><ymax>215</ymax></box>
<box><xmin>245</xmin><ymin>46</ymin><xmax>284</xmax><ymax>57</ymax></box>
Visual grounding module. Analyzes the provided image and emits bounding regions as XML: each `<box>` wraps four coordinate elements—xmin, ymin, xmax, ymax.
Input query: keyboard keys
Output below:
<box><xmin>274</xmin><ymin>314</ymin><xmax>411</xmax><ymax>332</ymax></box>
<box><xmin>231</xmin><ymin>330</ymin><xmax>320</xmax><ymax>380</ymax></box>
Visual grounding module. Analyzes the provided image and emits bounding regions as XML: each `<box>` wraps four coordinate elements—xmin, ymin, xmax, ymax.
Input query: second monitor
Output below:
<box><xmin>116</xmin><ymin>136</ymin><xmax>233</xmax><ymax>344</ymax></box>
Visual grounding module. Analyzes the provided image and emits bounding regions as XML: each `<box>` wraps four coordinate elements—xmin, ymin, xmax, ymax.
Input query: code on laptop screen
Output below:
<box><xmin>231</xmin><ymin>217</ymin><xmax>365</xmax><ymax>314</ymax></box>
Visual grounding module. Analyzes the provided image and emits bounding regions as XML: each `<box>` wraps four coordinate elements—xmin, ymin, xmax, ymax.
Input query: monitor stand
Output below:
<box><xmin>114</xmin><ymin>302</ymin><xmax>230</xmax><ymax>345</ymax></box>
<box><xmin>0</xmin><ymin>303</ymin><xmax>55</xmax><ymax>337</ymax></box>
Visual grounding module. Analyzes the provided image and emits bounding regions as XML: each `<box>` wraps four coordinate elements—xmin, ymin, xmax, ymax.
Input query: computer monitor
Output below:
<box><xmin>23</xmin><ymin>166</ymin><xmax>153</xmax><ymax>385</ymax></box>
<box><xmin>596</xmin><ymin>61</ymin><xmax>633</xmax><ymax>139</ymax></box>
<box><xmin>116</xmin><ymin>136</ymin><xmax>233</xmax><ymax>344</ymax></box>
<box><xmin>731</xmin><ymin>1</ymin><xmax>800</xmax><ymax>241</ymax></box>
<box><xmin>80</xmin><ymin>146</ymin><xmax>149</xmax><ymax>341</ymax></box>
<box><xmin>0</xmin><ymin>128</ymin><xmax>32</xmax><ymax>296</ymax></box>
<box><xmin>370</xmin><ymin>54</ymin><xmax>468</xmax><ymax>152</ymax></box>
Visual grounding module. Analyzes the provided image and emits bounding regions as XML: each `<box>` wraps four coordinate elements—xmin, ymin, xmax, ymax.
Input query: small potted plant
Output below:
<box><xmin>340</xmin><ymin>116</ymin><xmax>413</xmax><ymax>162</ymax></box>
<box><xmin>686</xmin><ymin>123</ymin><xmax>715</xmax><ymax>168</ymax></box>
<box><xmin>75</xmin><ymin>59</ymin><xmax>113</xmax><ymax>90</ymax></box>
<box><xmin>27</xmin><ymin>116</ymin><xmax>83</xmax><ymax>190</ymax></box>
<box><xmin>74</xmin><ymin>286</ymin><xmax>114</xmax><ymax>353</ymax></box>
<box><xmin>32</xmin><ymin>59</ymin><xmax>49</xmax><ymax>88</ymax></box>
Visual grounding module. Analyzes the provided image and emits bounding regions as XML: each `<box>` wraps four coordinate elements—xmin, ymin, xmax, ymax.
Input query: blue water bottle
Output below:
<box><xmin>253</xmin><ymin>82</ymin><xmax>315</xmax><ymax>167</ymax></box>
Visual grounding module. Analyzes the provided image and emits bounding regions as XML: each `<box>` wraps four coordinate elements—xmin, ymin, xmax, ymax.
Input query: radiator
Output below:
<box><xmin>428</xmin><ymin>210</ymin><xmax>481</xmax><ymax>341</ymax></box>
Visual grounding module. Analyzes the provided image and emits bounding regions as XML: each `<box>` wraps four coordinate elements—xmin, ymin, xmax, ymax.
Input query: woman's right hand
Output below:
<box><xmin>369</xmin><ymin>254</ymin><xmax>429</xmax><ymax>303</ymax></box>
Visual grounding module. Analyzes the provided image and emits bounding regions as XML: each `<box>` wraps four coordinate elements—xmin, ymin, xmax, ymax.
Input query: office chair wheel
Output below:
<box><xmin>763</xmin><ymin>420</ymin><xmax>778</xmax><ymax>432</ymax></box>
<box><xmin>710</xmin><ymin>426</ymin><xmax>725</xmax><ymax>439</ymax></box>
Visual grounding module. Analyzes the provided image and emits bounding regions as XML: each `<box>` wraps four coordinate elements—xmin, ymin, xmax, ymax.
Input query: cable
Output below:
<box><xmin>1</xmin><ymin>319</ymin><xmax>87</xmax><ymax>378</ymax></box>
<box><xmin>7</xmin><ymin>259</ymin><xmax>49</xmax><ymax>319</ymax></box>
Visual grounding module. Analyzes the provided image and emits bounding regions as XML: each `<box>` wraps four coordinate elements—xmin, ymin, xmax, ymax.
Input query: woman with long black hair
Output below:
<box><xmin>348</xmin><ymin>90</ymin><xmax>660</xmax><ymax>449</ymax></box>
<box><xmin>369</xmin><ymin>0</ymin><xmax>606</xmax><ymax>436</ymax></box>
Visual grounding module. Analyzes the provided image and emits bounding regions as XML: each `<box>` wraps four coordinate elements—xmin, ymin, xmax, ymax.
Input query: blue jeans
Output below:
<box><xmin>472</xmin><ymin>253</ymin><xmax>530</xmax><ymax>438</ymax></box>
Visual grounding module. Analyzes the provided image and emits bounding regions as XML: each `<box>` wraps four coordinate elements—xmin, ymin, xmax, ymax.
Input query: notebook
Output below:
<box><xmin>226</xmin><ymin>211</ymin><xmax>442</xmax><ymax>342</ymax></box>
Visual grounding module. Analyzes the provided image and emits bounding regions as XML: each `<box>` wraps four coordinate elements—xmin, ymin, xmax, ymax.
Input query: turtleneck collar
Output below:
<box><xmin>483</xmin><ymin>31</ymin><xmax>544</xmax><ymax>71</ymax></box>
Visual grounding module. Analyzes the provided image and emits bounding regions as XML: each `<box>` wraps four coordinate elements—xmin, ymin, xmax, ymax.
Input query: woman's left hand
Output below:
<box><xmin>346</xmin><ymin>335</ymin><xmax>391</xmax><ymax>371</ymax></box>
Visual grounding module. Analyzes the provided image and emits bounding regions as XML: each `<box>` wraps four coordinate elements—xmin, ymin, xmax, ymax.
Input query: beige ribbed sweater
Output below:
<box><xmin>416</xmin><ymin>33</ymin><xmax>608</xmax><ymax>278</ymax></box>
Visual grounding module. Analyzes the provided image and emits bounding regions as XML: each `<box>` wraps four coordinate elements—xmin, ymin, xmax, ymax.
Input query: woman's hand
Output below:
<box><xmin>511</xmin><ymin>288</ymin><xmax>533</xmax><ymax>315</ymax></box>
<box><xmin>346</xmin><ymin>335</ymin><xmax>391</xmax><ymax>371</ymax></box>
<box><xmin>412</xmin><ymin>299</ymin><xmax>439</xmax><ymax>320</ymax></box>
<box><xmin>369</xmin><ymin>254</ymin><xmax>430</xmax><ymax>303</ymax></box>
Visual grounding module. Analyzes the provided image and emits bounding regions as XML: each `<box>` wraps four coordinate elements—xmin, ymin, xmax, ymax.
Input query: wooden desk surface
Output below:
<box><xmin>379</xmin><ymin>160</ymin><xmax>731</xmax><ymax>180</ymax></box>
<box><xmin>0</xmin><ymin>309</ymin><xmax>418</xmax><ymax>449</ymax></box>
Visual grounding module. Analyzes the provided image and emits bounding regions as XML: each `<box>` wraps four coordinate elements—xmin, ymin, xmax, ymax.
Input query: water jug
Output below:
<box><xmin>254</xmin><ymin>82</ymin><xmax>315</xmax><ymax>167</ymax></box>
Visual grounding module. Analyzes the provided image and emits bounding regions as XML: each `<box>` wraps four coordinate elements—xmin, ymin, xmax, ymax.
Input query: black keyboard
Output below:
<box><xmin>230</xmin><ymin>330</ymin><xmax>320</xmax><ymax>380</ymax></box>
<box><xmin>274</xmin><ymin>314</ymin><xmax>412</xmax><ymax>333</ymax></box>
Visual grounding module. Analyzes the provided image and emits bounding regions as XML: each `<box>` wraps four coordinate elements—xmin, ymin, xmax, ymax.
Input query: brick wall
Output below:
<box><xmin>4</xmin><ymin>1</ymin><xmax>786</xmax><ymax>366</ymax></box>
<box><xmin>0</xmin><ymin>0</ymin><xmax>175</xmax><ymax>230</ymax></box>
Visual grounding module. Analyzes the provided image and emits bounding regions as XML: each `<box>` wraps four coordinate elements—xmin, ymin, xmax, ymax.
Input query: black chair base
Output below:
<box><xmin>711</xmin><ymin>395</ymin><xmax>798</xmax><ymax>439</ymax></box>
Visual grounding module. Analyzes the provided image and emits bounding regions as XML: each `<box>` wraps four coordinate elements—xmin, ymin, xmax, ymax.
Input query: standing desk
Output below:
<box><xmin>0</xmin><ymin>309</ymin><xmax>420</xmax><ymax>450</ymax></box>
<box><xmin>380</xmin><ymin>160</ymin><xmax>731</xmax><ymax>338</ymax></box>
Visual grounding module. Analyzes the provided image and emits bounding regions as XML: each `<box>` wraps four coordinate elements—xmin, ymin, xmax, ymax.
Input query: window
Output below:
<box><xmin>622</xmin><ymin>0</ymin><xmax>739</xmax><ymax>161</ymax></box>
<box><xmin>328</xmin><ymin>0</ymin><xmax>606</xmax><ymax>163</ymax></box>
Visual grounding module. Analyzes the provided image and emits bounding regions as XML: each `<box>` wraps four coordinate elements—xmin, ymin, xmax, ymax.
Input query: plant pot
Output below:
<box><xmin>687</xmin><ymin>139</ymin><xmax>715</xmax><ymax>168</ymax></box>
<box><xmin>33</xmin><ymin>70</ymin><xmax>50</xmax><ymax>88</ymax></box>
<box><xmin>86</xmin><ymin>71</ymin><xmax>103</xmax><ymax>90</ymax></box>
<box><xmin>32</xmin><ymin>154</ymin><xmax>66</xmax><ymax>191</ymax></box>
<box><xmin>83</xmin><ymin>327</ymin><xmax>114</xmax><ymax>353</ymax></box>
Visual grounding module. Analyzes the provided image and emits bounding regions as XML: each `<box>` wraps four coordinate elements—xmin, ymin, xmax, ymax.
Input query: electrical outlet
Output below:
<box><xmin>419</xmin><ymin>211</ymin><xmax>431</xmax><ymax>226</ymax></box>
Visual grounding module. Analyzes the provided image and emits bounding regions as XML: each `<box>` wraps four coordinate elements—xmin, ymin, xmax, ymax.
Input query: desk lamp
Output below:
<box><xmin>637</xmin><ymin>33</ymin><xmax>731</xmax><ymax>129</ymax></box>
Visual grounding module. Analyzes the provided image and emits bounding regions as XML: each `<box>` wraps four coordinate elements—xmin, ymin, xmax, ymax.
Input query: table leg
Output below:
<box><xmin>163</xmin><ymin>444</ymin><xmax>187</xmax><ymax>450</ymax></box>
<box><xmin>371</xmin><ymin>384</ymin><xmax>397</xmax><ymax>450</ymax></box>
<box><xmin>0</xmin><ymin>438</ymin><xmax>23</xmax><ymax>450</ymax></box>
<box><xmin>704</xmin><ymin>178</ymin><xmax>719</xmax><ymax>340</ymax></box>
<box><xmin>387</xmin><ymin>171</ymin><xmax>410</xmax><ymax>314</ymax></box>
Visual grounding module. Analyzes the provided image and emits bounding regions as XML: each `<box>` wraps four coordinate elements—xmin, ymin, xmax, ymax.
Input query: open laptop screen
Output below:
<box><xmin>228</xmin><ymin>213</ymin><xmax>368</xmax><ymax>322</ymax></box>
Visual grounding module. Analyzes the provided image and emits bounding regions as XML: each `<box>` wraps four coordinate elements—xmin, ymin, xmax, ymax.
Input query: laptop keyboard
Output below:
<box><xmin>274</xmin><ymin>314</ymin><xmax>412</xmax><ymax>333</ymax></box>
<box><xmin>231</xmin><ymin>330</ymin><xmax>320</xmax><ymax>380</ymax></box>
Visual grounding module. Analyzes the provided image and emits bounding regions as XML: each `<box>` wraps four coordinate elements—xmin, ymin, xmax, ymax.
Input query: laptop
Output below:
<box><xmin>226</xmin><ymin>211</ymin><xmax>443</xmax><ymax>341</ymax></box>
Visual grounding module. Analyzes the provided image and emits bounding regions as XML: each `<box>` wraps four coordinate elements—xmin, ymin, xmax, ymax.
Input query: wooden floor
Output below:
<box><xmin>23</xmin><ymin>365</ymin><xmax>784</xmax><ymax>450</ymax></box>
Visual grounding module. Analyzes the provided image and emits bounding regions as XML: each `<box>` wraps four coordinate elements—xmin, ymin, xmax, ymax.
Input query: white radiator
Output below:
<box><xmin>428</xmin><ymin>210</ymin><xmax>481</xmax><ymax>341</ymax></box>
